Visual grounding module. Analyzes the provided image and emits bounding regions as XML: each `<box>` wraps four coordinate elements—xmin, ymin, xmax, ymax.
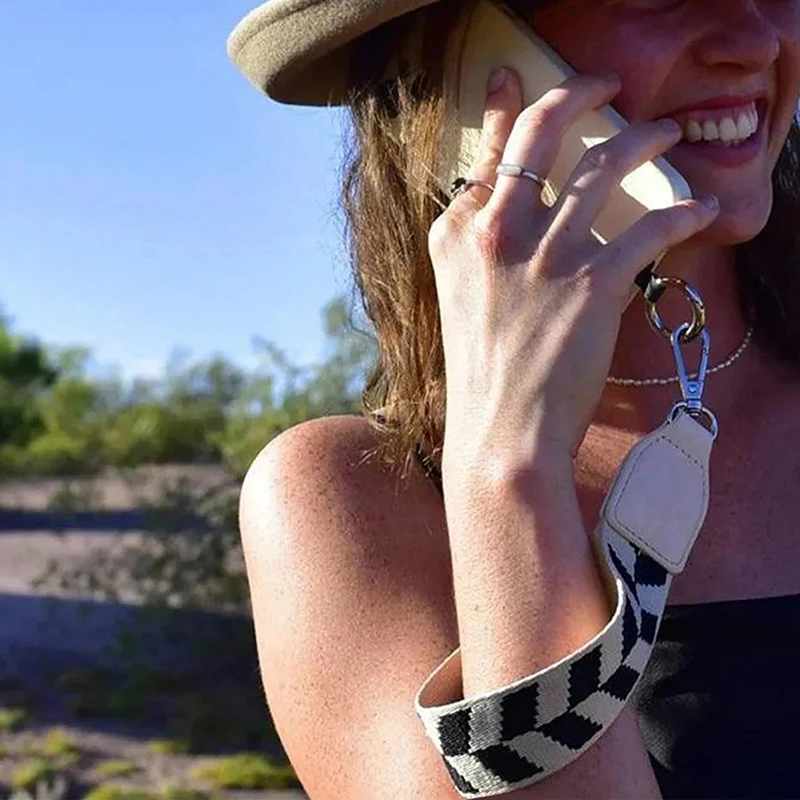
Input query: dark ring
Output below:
<box><xmin>449</xmin><ymin>177</ymin><xmax>496</xmax><ymax>198</ymax></box>
<box><xmin>645</xmin><ymin>275</ymin><xmax>706</xmax><ymax>343</ymax></box>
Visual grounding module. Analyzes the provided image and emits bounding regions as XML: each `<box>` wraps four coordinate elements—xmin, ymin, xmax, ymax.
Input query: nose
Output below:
<box><xmin>695</xmin><ymin>0</ymin><xmax>780</xmax><ymax>73</ymax></box>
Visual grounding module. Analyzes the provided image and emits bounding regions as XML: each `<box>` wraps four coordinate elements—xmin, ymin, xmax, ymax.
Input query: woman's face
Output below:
<box><xmin>528</xmin><ymin>0</ymin><xmax>800</xmax><ymax>244</ymax></box>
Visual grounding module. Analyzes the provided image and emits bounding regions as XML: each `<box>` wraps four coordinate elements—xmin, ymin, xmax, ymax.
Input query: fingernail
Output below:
<box><xmin>701</xmin><ymin>194</ymin><xmax>719</xmax><ymax>211</ymax></box>
<box><xmin>658</xmin><ymin>118</ymin><xmax>681</xmax><ymax>133</ymax></box>
<box><xmin>487</xmin><ymin>68</ymin><xmax>507</xmax><ymax>94</ymax></box>
<box><xmin>600</xmin><ymin>71</ymin><xmax>620</xmax><ymax>85</ymax></box>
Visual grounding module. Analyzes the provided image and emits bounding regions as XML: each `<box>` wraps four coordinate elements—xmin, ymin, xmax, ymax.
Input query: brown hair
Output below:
<box><xmin>339</xmin><ymin>0</ymin><xmax>800</xmax><ymax>478</ymax></box>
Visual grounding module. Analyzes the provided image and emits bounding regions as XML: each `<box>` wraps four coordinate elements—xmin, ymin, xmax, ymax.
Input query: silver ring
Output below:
<box><xmin>496</xmin><ymin>163</ymin><xmax>546</xmax><ymax>188</ymax></box>
<box><xmin>669</xmin><ymin>402</ymin><xmax>719</xmax><ymax>440</ymax></box>
<box><xmin>449</xmin><ymin>177</ymin><xmax>496</xmax><ymax>198</ymax></box>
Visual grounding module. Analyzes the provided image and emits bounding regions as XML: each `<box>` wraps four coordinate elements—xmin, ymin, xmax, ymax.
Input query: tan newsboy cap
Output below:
<box><xmin>227</xmin><ymin>0</ymin><xmax>444</xmax><ymax>106</ymax></box>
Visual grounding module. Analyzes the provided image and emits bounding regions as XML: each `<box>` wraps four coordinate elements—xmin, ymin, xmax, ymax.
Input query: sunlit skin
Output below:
<box><xmin>524</xmin><ymin>0</ymin><xmax>800</xmax><ymax>435</ymax></box>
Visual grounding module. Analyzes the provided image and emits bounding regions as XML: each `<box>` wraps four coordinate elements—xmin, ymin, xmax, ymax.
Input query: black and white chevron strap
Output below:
<box><xmin>415</xmin><ymin>408</ymin><xmax>715</xmax><ymax>797</ymax></box>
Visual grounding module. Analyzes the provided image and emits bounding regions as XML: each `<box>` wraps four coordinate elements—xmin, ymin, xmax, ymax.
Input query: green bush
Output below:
<box><xmin>103</xmin><ymin>403</ymin><xmax>223</xmax><ymax>467</ymax></box>
<box><xmin>190</xmin><ymin>754</ymin><xmax>299</xmax><ymax>790</ymax></box>
<box><xmin>94</xmin><ymin>760</ymin><xmax>139</xmax><ymax>779</ymax></box>
<box><xmin>39</xmin><ymin>728</ymin><xmax>79</xmax><ymax>758</ymax></box>
<box><xmin>0</xmin><ymin>707</ymin><xmax>29</xmax><ymax>733</ymax></box>
<box><xmin>159</xmin><ymin>787</ymin><xmax>208</xmax><ymax>800</ymax></box>
<box><xmin>32</xmin><ymin>728</ymin><xmax>81</xmax><ymax>768</ymax></box>
<box><xmin>10</xmin><ymin>759</ymin><xmax>56</xmax><ymax>792</ymax></box>
<box><xmin>147</xmin><ymin>739</ymin><xmax>190</xmax><ymax>757</ymax></box>
<box><xmin>83</xmin><ymin>787</ymin><xmax>155</xmax><ymax>800</ymax></box>
<box><xmin>21</xmin><ymin>430</ymin><xmax>101</xmax><ymax>475</ymax></box>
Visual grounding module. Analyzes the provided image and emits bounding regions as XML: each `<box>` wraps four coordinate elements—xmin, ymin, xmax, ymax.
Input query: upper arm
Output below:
<box><xmin>238</xmin><ymin>415</ymin><xmax>461</xmax><ymax>799</ymax></box>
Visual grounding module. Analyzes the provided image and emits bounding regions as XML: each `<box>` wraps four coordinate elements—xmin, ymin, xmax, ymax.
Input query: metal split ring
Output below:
<box><xmin>449</xmin><ymin>177</ymin><xmax>495</xmax><ymax>198</ymax></box>
<box><xmin>669</xmin><ymin>402</ymin><xmax>719</xmax><ymax>440</ymax></box>
<box><xmin>645</xmin><ymin>275</ymin><xmax>706</xmax><ymax>343</ymax></box>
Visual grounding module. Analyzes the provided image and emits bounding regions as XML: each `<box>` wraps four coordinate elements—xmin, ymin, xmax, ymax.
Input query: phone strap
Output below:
<box><xmin>415</xmin><ymin>300</ymin><xmax>718</xmax><ymax>796</ymax></box>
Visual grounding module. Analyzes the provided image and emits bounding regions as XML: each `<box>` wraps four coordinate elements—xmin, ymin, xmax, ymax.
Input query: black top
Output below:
<box><xmin>633</xmin><ymin>594</ymin><xmax>800</xmax><ymax>799</ymax></box>
<box><xmin>413</xmin><ymin>445</ymin><xmax>800</xmax><ymax>799</ymax></box>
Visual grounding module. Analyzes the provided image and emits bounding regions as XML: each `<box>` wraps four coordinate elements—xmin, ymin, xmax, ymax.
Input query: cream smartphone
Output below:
<box><xmin>437</xmin><ymin>0</ymin><xmax>692</xmax><ymax>291</ymax></box>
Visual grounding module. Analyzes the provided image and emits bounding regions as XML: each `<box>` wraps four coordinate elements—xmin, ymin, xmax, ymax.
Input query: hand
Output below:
<box><xmin>429</xmin><ymin>68</ymin><xmax>719</xmax><ymax>475</ymax></box>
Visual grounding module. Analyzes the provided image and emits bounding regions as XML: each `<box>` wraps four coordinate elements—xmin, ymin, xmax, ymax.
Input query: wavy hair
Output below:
<box><xmin>339</xmin><ymin>0</ymin><xmax>800</xmax><ymax>477</ymax></box>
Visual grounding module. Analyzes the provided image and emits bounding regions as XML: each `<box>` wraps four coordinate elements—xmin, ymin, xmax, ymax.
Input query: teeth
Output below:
<box><xmin>681</xmin><ymin>104</ymin><xmax>759</xmax><ymax>144</ymax></box>
<box><xmin>703</xmin><ymin>120</ymin><xmax>720</xmax><ymax>140</ymax></box>
<box><xmin>719</xmin><ymin>117</ymin><xmax>739</xmax><ymax>142</ymax></box>
<box><xmin>736</xmin><ymin>112</ymin><xmax>752</xmax><ymax>139</ymax></box>
<box><xmin>686</xmin><ymin>120</ymin><xmax>704</xmax><ymax>142</ymax></box>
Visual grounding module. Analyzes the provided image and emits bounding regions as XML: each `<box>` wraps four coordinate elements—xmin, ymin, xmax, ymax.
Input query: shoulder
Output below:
<box><xmin>240</xmin><ymin>414</ymin><xmax>441</xmax><ymax>550</ymax></box>
<box><xmin>239</xmin><ymin>413</ymin><xmax>449</xmax><ymax>616</ymax></box>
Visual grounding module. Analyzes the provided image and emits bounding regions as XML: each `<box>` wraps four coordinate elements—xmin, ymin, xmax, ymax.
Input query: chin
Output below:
<box><xmin>694</xmin><ymin>188</ymin><xmax>773</xmax><ymax>245</ymax></box>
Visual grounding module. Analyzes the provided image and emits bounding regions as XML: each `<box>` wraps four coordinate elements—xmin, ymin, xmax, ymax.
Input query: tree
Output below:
<box><xmin>0</xmin><ymin>294</ymin><xmax>377</xmax><ymax>478</ymax></box>
<box><xmin>0</xmin><ymin>311</ymin><xmax>58</xmax><ymax>451</ymax></box>
<box><xmin>217</xmin><ymin>296</ymin><xmax>376</xmax><ymax>476</ymax></box>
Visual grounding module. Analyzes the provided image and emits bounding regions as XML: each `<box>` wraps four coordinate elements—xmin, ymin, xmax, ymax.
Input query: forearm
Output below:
<box><xmin>443</xmin><ymin>452</ymin><xmax>661</xmax><ymax>799</ymax></box>
<box><xmin>446</xmin><ymin>454</ymin><xmax>609</xmax><ymax>691</ymax></box>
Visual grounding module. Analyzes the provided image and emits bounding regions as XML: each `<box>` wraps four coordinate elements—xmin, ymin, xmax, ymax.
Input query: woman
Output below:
<box><xmin>230</xmin><ymin>0</ymin><xmax>800</xmax><ymax>796</ymax></box>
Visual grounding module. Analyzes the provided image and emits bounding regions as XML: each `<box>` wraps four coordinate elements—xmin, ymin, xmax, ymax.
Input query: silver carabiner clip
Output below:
<box><xmin>668</xmin><ymin>321</ymin><xmax>719</xmax><ymax>439</ymax></box>
<box><xmin>671</xmin><ymin>322</ymin><xmax>709</xmax><ymax>411</ymax></box>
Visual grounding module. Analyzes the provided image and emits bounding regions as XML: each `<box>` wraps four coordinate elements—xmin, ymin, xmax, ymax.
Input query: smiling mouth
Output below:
<box><xmin>669</xmin><ymin>98</ymin><xmax>768</xmax><ymax>148</ymax></box>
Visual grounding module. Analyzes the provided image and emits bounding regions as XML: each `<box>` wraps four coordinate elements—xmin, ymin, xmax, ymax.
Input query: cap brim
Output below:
<box><xmin>227</xmin><ymin>0</ymin><xmax>441</xmax><ymax>106</ymax></box>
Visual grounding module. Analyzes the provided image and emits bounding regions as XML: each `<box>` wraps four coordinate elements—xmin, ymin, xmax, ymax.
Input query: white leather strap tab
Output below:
<box><xmin>415</xmin><ymin>408</ymin><xmax>714</xmax><ymax>797</ymax></box>
<box><xmin>600</xmin><ymin>410</ymin><xmax>713</xmax><ymax>574</ymax></box>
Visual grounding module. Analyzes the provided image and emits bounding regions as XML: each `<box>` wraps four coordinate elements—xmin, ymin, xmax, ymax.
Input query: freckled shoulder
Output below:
<box><xmin>240</xmin><ymin>414</ymin><xmax>445</xmax><ymax>542</ymax></box>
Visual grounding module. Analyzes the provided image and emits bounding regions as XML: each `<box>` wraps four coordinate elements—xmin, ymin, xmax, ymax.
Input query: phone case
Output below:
<box><xmin>437</xmin><ymin>0</ymin><xmax>692</xmax><ymax>246</ymax></box>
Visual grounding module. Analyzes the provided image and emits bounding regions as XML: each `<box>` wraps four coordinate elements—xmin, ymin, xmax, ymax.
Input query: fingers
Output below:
<box><xmin>446</xmin><ymin>68</ymin><xmax>523</xmax><ymax>218</ymax></box>
<box><xmin>489</xmin><ymin>73</ymin><xmax>622</xmax><ymax>221</ymax></box>
<box><xmin>548</xmin><ymin>119</ymin><xmax>684</xmax><ymax>235</ymax></box>
<box><xmin>441</xmin><ymin>64</ymin><xmax>720</xmax><ymax>307</ymax></box>
<box><xmin>596</xmin><ymin>196</ymin><xmax>720</xmax><ymax>299</ymax></box>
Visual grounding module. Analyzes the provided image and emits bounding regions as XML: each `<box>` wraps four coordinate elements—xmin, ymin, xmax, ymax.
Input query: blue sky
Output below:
<box><xmin>1</xmin><ymin>1</ymin><xmax>351</xmax><ymax>381</ymax></box>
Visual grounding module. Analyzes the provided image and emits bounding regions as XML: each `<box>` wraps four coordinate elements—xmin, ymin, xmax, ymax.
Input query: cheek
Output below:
<box><xmin>768</xmin><ymin>10</ymin><xmax>800</xmax><ymax>163</ymax></box>
<box><xmin>769</xmin><ymin>0</ymin><xmax>800</xmax><ymax>45</ymax></box>
<box><xmin>532</xmin><ymin>10</ymin><xmax>677</xmax><ymax>122</ymax></box>
<box><xmin>780</xmin><ymin>30</ymin><xmax>800</xmax><ymax>98</ymax></box>
<box><xmin>757</xmin><ymin>0</ymin><xmax>800</xmax><ymax>124</ymax></box>
<box><xmin>774</xmin><ymin>3</ymin><xmax>800</xmax><ymax>84</ymax></box>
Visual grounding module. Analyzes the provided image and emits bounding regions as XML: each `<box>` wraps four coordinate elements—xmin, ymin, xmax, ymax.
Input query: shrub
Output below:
<box><xmin>159</xmin><ymin>787</ymin><xmax>208</xmax><ymax>800</ymax></box>
<box><xmin>39</xmin><ymin>728</ymin><xmax>80</xmax><ymax>759</ymax></box>
<box><xmin>94</xmin><ymin>761</ymin><xmax>139</xmax><ymax>779</ymax></box>
<box><xmin>83</xmin><ymin>787</ymin><xmax>155</xmax><ymax>800</ymax></box>
<box><xmin>10</xmin><ymin>759</ymin><xmax>57</xmax><ymax>792</ymax></box>
<box><xmin>190</xmin><ymin>754</ymin><xmax>299</xmax><ymax>790</ymax></box>
<box><xmin>0</xmin><ymin>707</ymin><xmax>30</xmax><ymax>733</ymax></box>
<box><xmin>146</xmin><ymin>739</ymin><xmax>190</xmax><ymax>757</ymax></box>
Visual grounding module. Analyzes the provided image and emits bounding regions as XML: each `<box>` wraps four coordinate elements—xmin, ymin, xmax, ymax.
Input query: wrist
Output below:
<box><xmin>442</xmin><ymin>438</ymin><xmax>575</xmax><ymax>502</ymax></box>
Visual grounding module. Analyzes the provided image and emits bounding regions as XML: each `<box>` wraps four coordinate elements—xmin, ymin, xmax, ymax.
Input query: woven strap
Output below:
<box><xmin>414</xmin><ymin>408</ymin><xmax>714</xmax><ymax>797</ymax></box>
